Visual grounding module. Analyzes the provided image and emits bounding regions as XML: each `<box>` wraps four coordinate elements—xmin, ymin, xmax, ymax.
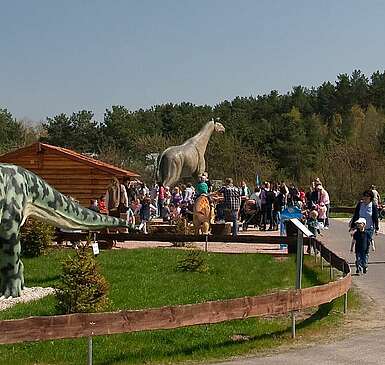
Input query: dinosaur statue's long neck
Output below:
<box><xmin>189</xmin><ymin>121</ymin><xmax>215</xmax><ymax>153</ymax></box>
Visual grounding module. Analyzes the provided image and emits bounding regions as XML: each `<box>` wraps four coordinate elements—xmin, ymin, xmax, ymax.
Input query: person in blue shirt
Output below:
<box><xmin>350</xmin><ymin>190</ymin><xmax>379</xmax><ymax>251</ymax></box>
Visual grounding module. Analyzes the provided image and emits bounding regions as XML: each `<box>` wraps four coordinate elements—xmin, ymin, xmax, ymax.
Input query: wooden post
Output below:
<box><xmin>343</xmin><ymin>272</ymin><xmax>348</xmax><ymax>314</ymax></box>
<box><xmin>292</xmin><ymin>230</ymin><xmax>303</xmax><ymax>339</ymax></box>
<box><xmin>88</xmin><ymin>320</ymin><xmax>96</xmax><ymax>365</ymax></box>
<box><xmin>344</xmin><ymin>292</ymin><xmax>348</xmax><ymax>314</ymax></box>
<box><xmin>88</xmin><ymin>336</ymin><xmax>93</xmax><ymax>365</ymax></box>
<box><xmin>312</xmin><ymin>238</ymin><xmax>317</xmax><ymax>263</ymax></box>
<box><xmin>329</xmin><ymin>252</ymin><xmax>333</xmax><ymax>280</ymax></box>
<box><xmin>296</xmin><ymin>231</ymin><xmax>304</xmax><ymax>290</ymax></box>
<box><xmin>291</xmin><ymin>311</ymin><xmax>296</xmax><ymax>339</ymax></box>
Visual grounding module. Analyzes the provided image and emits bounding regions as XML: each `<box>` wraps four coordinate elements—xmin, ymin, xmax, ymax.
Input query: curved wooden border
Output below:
<box><xmin>0</xmin><ymin>238</ymin><xmax>351</xmax><ymax>344</ymax></box>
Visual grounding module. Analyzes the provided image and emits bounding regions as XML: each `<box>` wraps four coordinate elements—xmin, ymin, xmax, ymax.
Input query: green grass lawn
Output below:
<box><xmin>0</xmin><ymin>248</ymin><xmax>358</xmax><ymax>365</ymax></box>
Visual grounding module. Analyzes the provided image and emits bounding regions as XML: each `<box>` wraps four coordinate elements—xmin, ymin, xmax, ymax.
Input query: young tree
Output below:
<box><xmin>0</xmin><ymin>108</ymin><xmax>25</xmax><ymax>154</ymax></box>
<box><xmin>43</xmin><ymin>111</ymin><xmax>100</xmax><ymax>153</ymax></box>
<box><xmin>42</xmin><ymin>113</ymin><xmax>74</xmax><ymax>148</ymax></box>
<box><xmin>316</xmin><ymin>81</ymin><xmax>336</xmax><ymax>121</ymax></box>
<box><xmin>55</xmin><ymin>243</ymin><xmax>110</xmax><ymax>314</ymax></box>
<box><xmin>69</xmin><ymin>110</ymin><xmax>100</xmax><ymax>153</ymax></box>
<box><xmin>101</xmin><ymin>105</ymin><xmax>139</xmax><ymax>154</ymax></box>
<box><xmin>350</xmin><ymin>69</ymin><xmax>369</xmax><ymax>108</ymax></box>
<box><xmin>369</xmin><ymin>71</ymin><xmax>385</xmax><ymax>110</ymax></box>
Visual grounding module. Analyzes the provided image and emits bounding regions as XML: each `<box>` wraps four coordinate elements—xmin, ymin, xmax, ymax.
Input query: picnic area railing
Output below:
<box><xmin>0</xmin><ymin>235</ymin><xmax>351</xmax><ymax>345</ymax></box>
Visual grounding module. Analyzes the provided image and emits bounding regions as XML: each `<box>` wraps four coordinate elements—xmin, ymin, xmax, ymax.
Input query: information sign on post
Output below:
<box><xmin>279</xmin><ymin>206</ymin><xmax>302</xmax><ymax>235</ymax></box>
<box><xmin>92</xmin><ymin>233</ymin><xmax>99</xmax><ymax>257</ymax></box>
<box><xmin>288</xmin><ymin>218</ymin><xmax>314</xmax><ymax>339</ymax></box>
<box><xmin>288</xmin><ymin>218</ymin><xmax>314</xmax><ymax>239</ymax></box>
<box><xmin>289</xmin><ymin>218</ymin><xmax>314</xmax><ymax>289</ymax></box>
<box><xmin>92</xmin><ymin>242</ymin><xmax>99</xmax><ymax>256</ymax></box>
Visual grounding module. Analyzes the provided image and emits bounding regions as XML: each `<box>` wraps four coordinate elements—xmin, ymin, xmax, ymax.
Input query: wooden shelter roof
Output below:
<box><xmin>0</xmin><ymin>142</ymin><xmax>140</xmax><ymax>178</ymax></box>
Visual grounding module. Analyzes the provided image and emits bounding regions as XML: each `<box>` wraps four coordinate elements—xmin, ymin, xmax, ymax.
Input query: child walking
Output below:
<box><xmin>317</xmin><ymin>202</ymin><xmax>327</xmax><ymax>229</ymax></box>
<box><xmin>307</xmin><ymin>210</ymin><xmax>320</xmax><ymax>237</ymax></box>
<box><xmin>139</xmin><ymin>197</ymin><xmax>152</xmax><ymax>234</ymax></box>
<box><xmin>306</xmin><ymin>209</ymin><xmax>320</xmax><ymax>254</ymax></box>
<box><xmin>350</xmin><ymin>217</ymin><xmax>371</xmax><ymax>275</ymax></box>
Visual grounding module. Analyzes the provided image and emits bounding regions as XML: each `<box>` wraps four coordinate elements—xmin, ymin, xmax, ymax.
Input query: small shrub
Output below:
<box><xmin>20</xmin><ymin>218</ymin><xmax>55</xmax><ymax>257</ymax></box>
<box><xmin>55</xmin><ymin>241</ymin><xmax>110</xmax><ymax>314</ymax></box>
<box><xmin>173</xmin><ymin>217</ymin><xmax>191</xmax><ymax>234</ymax></box>
<box><xmin>176</xmin><ymin>250</ymin><xmax>209</xmax><ymax>273</ymax></box>
<box><xmin>171</xmin><ymin>217</ymin><xmax>195</xmax><ymax>247</ymax></box>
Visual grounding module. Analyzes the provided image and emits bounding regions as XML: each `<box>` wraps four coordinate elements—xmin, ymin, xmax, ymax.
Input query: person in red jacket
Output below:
<box><xmin>98</xmin><ymin>194</ymin><xmax>108</xmax><ymax>214</ymax></box>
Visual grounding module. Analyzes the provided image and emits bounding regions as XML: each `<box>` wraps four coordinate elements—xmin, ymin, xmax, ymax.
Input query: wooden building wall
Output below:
<box><xmin>0</xmin><ymin>145</ymin><xmax>119</xmax><ymax>206</ymax></box>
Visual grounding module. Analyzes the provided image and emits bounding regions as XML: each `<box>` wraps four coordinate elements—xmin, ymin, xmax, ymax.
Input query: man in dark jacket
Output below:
<box><xmin>265</xmin><ymin>186</ymin><xmax>276</xmax><ymax>230</ymax></box>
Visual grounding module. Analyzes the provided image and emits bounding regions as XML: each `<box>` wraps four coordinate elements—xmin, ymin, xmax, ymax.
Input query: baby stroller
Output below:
<box><xmin>242</xmin><ymin>199</ymin><xmax>261</xmax><ymax>231</ymax></box>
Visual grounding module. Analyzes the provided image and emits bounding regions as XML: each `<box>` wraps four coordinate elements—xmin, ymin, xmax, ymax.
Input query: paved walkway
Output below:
<box><xmin>322</xmin><ymin>219</ymin><xmax>385</xmax><ymax>307</ymax></box>
<box><xmin>212</xmin><ymin>219</ymin><xmax>385</xmax><ymax>365</ymax></box>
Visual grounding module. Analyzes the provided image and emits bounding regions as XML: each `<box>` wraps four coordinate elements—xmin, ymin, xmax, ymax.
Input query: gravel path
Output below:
<box><xmin>0</xmin><ymin>287</ymin><xmax>55</xmax><ymax>311</ymax></box>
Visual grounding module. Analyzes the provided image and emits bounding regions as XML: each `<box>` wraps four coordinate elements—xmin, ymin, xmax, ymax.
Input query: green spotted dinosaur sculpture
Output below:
<box><xmin>0</xmin><ymin>163</ymin><xmax>129</xmax><ymax>298</ymax></box>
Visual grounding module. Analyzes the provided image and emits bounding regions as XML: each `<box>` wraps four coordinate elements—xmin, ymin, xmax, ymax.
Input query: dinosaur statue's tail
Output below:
<box><xmin>30</xmin><ymin>191</ymin><xmax>130</xmax><ymax>231</ymax></box>
<box><xmin>14</xmin><ymin>166</ymin><xmax>131</xmax><ymax>231</ymax></box>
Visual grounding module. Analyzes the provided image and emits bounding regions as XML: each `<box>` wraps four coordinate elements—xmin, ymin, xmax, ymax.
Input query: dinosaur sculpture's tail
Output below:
<box><xmin>30</xmin><ymin>193</ymin><xmax>130</xmax><ymax>231</ymax></box>
<box><xmin>28</xmin><ymin>180</ymin><xmax>129</xmax><ymax>231</ymax></box>
<box><xmin>0</xmin><ymin>164</ymin><xmax>129</xmax><ymax>231</ymax></box>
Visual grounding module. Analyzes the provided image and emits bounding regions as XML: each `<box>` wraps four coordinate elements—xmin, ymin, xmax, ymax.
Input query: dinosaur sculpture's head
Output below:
<box><xmin>214</xmin><ymin>122</ymin><xmax>225</xmax><ymax>133</ymax></box>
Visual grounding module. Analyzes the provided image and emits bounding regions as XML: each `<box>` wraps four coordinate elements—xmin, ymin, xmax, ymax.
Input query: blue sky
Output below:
<box><xmin>1</xmin><ymin>0</ymin><xmax>384</xmax><ymax>122</ymax></box>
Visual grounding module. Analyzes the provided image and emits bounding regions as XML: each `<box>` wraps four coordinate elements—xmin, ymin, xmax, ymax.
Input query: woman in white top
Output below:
<box><xmin>249</xmin><ymin>187</ymin><xmax>262</xmax><ymax>210</ymax></box>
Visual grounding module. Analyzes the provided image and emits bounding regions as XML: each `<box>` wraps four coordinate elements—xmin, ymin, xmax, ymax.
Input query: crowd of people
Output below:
<box><xmin>85</xmin><ymin>174</ymin><xmax>334</xmax><ymax>237</ymax></box>
<box><xmin>241</xmin><ymin>179</ymin><xmax>331</xmax><ymax>233</ymax></box>
<box><xmin>86</xmin><ymin>175</ymin><xmax>384</xmax><ymax>276</ymax></box>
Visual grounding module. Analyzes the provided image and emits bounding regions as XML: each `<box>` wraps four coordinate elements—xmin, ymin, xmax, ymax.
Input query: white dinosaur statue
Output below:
<box><xmin>156</xmin><ymin>119</ymin><xmax>225</xmax><ymax>186</ymax></box>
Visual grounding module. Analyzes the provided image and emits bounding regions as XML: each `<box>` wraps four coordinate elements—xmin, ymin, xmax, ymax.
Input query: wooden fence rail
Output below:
<box><xmin>55</xmin><ymin>232</ymin><xmax>301</xmax><ymax>245</ymax></box>
<box><xmin>0</xmin><ymin>237</ymin><xmax>351</xmax><ymax>345</ymax></box>
<box><xmin>55</xmin><ymin>232</ymin><xmax>303</xmax><ymax>253</ymax></box>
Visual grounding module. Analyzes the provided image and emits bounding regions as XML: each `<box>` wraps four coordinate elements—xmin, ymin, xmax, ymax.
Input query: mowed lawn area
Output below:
<box><xmin>0</xmin><ymin>248</ymin><xmax>356</xmax><ymax>365</ymax></box>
